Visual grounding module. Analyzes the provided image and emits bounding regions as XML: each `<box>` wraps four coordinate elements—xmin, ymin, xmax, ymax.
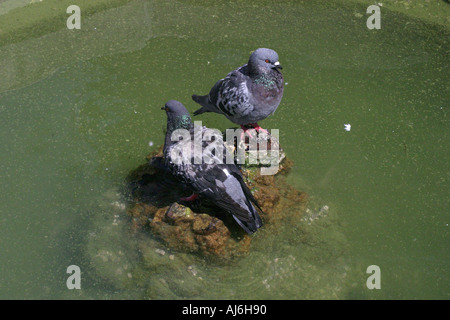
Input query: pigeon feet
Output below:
<box><xmin>180</xmin><ymin>193</ymin><xmax>199</xmax><ymax>202</ymax></box>
<box><xmin>239</xmin><ymin>125</ymin><xmax>257</xmax><ymax>141</ymax></box>
<box><xmin>240</xmin><ymin>123</ymin><xmax>270</xmax><ymax>141</ymax></box>
<box><xmin>249</xmin><ymin>123</ymin><xmax>270</xmax><ymax>135</ymax></box>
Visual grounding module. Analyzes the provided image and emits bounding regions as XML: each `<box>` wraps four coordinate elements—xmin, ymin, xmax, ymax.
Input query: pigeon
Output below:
<box><xmin>161</xmin><ymin>100</ymin><xmax>263</xmax><ymax>234</ymax></box>
<box><xmin>192</xmin><ymin>48</ymin><xmax>284</xmax><ymax>135</ymax></box>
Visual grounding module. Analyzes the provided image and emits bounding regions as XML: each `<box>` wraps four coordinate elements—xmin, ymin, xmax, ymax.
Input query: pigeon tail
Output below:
<box><xmin>230</xmin><ymin>170</ymin><xmax>263</xmax><ymax>234</ymax></box>
<box><xmin>192</xmin><ymin>94</ymin><xmax>213</xmax><ymax>116</ymax></box>
<box><xmin>231</xmin><ymin>203</ymin><xmax>262</xmax><ymax>235</ymax></box>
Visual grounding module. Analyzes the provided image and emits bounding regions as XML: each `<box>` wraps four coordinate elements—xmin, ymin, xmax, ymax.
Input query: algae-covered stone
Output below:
<box><xmin>192</xmin><ymin>214</ymin><xmax>221</xmax><ymax>235</ymax></box>
<box><xmin>80</xmin><ymin>139</ymin><xmax>318</xmax><ymax>298</ymax></box>
<box><xmin>125</xmin><ymin>142</ymin><xmax>308</xmax><ymax>260</ymax></box>
<box><xmin>165</xmin><ymin>203</ymin><xmax>195</xmax><ymax>225</ymax></box>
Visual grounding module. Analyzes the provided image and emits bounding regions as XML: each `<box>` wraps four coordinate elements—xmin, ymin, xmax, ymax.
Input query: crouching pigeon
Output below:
<box><xmin>192</xmin><ymin>48</ymin><xmax>284</xmax><ymax>135</ymax></box>
<box><xmin>162</xmin><ymin>100</ymin><xmax>263</xmax><ymax>234</ymax></box>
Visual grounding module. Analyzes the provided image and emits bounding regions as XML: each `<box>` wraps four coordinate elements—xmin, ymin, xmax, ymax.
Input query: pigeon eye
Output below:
<box><xmin>265</xmin><ymin>59</ymin><xmax>270</xmax><ymax>63</ymax></box>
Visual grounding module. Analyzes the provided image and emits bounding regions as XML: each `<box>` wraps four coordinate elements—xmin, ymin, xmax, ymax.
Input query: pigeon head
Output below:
<box><xmin>161</xmin><ymin>100</ymin><xmax>192</xmax><ymax>131</ymax></box>
<box><xmin>248</xmin><ymin>48</ymin><xmax>282</xmax><ymax>75</ymax></box>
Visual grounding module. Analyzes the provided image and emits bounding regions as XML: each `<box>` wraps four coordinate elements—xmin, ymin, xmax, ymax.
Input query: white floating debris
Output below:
<box><xmin>344</xmin><ymin>124</ymin><xmax>351</xmax><ymax>131</ymax></box>
<box><xmin>111</xmin><ymin>201</ymin><xmax>126</xmax><ymax>211</ymax></box>
<box><xmin>262</xmin><ymin>279</ymin><xmax>270</xmax><ymax>289</ymax></box>
<box><xmin>149</xmin><ymin>141</ymin><xmax>154</xmax><ymax>147</ymax></box>
<box><xmin>318</xmin><ymin>205</ymin><xmax>329</xmax><ymax>216</ymax></box>
<box><xmin>155</xmin><ymin>249</ymin><xmax>166</xmax><ymax>256</ymax></box>
<box><xmin>188</xmin><ymin>265</ymin><xmax>198</xmax><ymax>277</ymax></box>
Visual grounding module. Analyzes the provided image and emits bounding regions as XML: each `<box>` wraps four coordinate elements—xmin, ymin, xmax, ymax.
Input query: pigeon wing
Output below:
<box><xmin>186</xmin><ymin>164</ymin><xmax>262</xmax><ymax>232</ymax></box>
<box><xmin>210</xmin><ymin>66</ymin><xmax>254</xmax><ymax>119</ymax></box>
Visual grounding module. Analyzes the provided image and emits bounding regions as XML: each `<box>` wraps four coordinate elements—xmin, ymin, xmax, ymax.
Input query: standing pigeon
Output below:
<box><xmin>161</xmin><ymin>100</ymin><xmax>263</xmax><ymax>234</ymax></box>
<box><xmin>192</xmin><ymin>48</ymin><xmax>284</xmax><ymax>135</ymax></box>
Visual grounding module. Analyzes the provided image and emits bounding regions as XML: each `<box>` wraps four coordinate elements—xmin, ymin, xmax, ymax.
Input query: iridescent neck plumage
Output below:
<box><xmin>167</xmin><ymin>113</ymin><xmax>192</xmax><ymax>132</ymax></box>
<box><xmin>164</xmin><ymin>113</ymin><xmax>192</xmax><ymax>152</ymax></box>
<box><xmin>253</xmin><ymin>72</ymin><xmax>277</xmax><ymax>88</ymax></box>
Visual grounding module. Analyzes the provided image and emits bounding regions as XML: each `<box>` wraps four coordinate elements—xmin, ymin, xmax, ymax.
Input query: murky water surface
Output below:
<box><xmin>0</xmin><ymin>0</ymin><xmax>448</xmax><ymax>299</ymax></box>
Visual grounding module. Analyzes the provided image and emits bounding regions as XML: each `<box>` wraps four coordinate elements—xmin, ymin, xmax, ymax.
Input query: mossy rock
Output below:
<box><xmin>125</xmin><ymin>139</ymin><xmax>308</xmax><ymax>260</ymax></box>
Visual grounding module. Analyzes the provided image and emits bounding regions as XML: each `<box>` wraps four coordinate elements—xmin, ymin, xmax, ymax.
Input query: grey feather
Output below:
<box><xmin>192</xmin><ymin>48</ymin><xmax>284</xmax><ymax>126</ymax></box>
<box><xmin>162</xmin><ymin>100</ymin><xmax>263</xmax><ymax>234</ymax></box>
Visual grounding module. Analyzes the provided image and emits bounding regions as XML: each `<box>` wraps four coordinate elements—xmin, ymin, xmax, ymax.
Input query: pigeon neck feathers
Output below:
<box><xmin>253</xmin><ymin>71</ymin><xmax>279</xmax><ymax>88</ymax></box>
<box><xmin>166</xmin><ymin>113</ymin><xmax>192</xmax><ymax>133</ymax></box>
<box><xmin>163</xmin><ymin>101</ymin><xmax>193</xmax><ymax>155</ymax></box>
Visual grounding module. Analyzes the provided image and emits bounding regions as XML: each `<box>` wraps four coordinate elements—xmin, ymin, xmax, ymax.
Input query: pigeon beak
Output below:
<box><xmin>273</xmin><ymin>61</ymin><xmax>283</xmax><ymax>70</ymax></box>
<box><xmin>161</xmin><ymin>106</ymin><xmax>168</xmax><ymax>111</ymax></box>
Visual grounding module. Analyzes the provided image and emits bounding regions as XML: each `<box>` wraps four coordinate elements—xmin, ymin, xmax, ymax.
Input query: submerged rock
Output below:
<box><xmin>81</xmin><ymin>135</ymin><xmax>353</xmax><ymax>299</ymax></box>
<box><xmin>126</xmin><ymin>135</ymin><xmax>308</xmax><ymax>260</ymax></box>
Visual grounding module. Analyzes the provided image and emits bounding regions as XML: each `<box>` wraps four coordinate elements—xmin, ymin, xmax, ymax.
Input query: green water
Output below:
<box><xmin>0</xmin><ymin>0</ymin><xmax>448</xmax><ymax>299</ymax></box>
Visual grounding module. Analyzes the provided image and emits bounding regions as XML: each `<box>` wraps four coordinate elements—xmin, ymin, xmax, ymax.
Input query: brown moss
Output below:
<box><xmin>125</xmin><ymin>144</ymin><xmax>308</xmax><ymax>260</ymax></box>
